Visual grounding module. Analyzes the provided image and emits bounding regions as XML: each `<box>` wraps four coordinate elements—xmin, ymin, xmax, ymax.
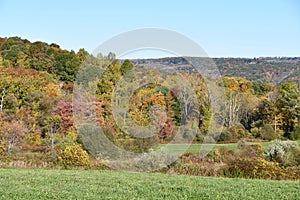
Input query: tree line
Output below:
<box><xmin>0</xmin><ymin>37</ymin><xmax>299</xmax><ymax>166</ymax></box>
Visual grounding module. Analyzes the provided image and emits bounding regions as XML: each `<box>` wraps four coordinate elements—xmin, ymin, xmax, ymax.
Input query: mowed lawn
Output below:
<box><xmin>0</xmin><ymin>169</ymin><xmax>299</xmax><ymax>199</ymax></box>
<box><xmin>160</xmin><ymin>140</ymin><xmax>300</xmax><ymax>154</ymax></box>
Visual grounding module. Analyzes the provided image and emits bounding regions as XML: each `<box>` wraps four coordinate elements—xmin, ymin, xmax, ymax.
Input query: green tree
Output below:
<box><xmin>54</xmin><ymin>51</ymin><xmax>80</xmax><ymax>82</ymax></box>
<box><xmin>76</xmin><ymin>48</ymin><xmax>89</xmax><ymax>62</ymax></box>
<box><xmin>277</xmin><ymin>81</ymin><xmax>300</xmax><ymax>134</ymax></box>
<box><xmin>120</xmin><ymin>59</ymin><xmax>134</xmax><ymax>75</ymax></box>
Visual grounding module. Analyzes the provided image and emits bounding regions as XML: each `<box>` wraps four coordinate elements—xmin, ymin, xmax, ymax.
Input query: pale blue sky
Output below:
<box><xmin>0</xmin><ymin>0</ymin><xmax>299</xmax><ymax>58</ymax></box>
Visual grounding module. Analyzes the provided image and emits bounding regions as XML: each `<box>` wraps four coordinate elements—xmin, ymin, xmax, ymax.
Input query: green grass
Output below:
<box><xmin>160</xmin><ymin>143</ymin><xmax>261</xmax><ymax>154</ymax></box>
<box><xmin>160</xmin><ymin>140</ymin><xmax>300</xmax><ymax>154</ymax></box>
<box><xmin>0</xmin><ymin>169</ymin><xmax>299</xmax><ymax>200</ymax></box>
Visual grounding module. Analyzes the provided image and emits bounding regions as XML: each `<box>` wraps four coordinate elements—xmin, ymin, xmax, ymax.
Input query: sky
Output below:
<box><xmin>0</xmin><ymin>0</ymin><xmax>299</xmax><ymax>58</ymax></box>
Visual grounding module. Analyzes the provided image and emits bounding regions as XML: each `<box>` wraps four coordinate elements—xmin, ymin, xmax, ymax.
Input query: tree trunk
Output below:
<box><xmin>0</xmin><ymin>89</ymin><xmax>5</xmax><ymax>112</ymax></box>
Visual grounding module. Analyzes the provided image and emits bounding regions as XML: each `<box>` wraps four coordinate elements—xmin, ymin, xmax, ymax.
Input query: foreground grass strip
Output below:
<box><xmin>0</xmin><ymin>169</ymin><xmax>299</xmax><ymax>199</ymax></box>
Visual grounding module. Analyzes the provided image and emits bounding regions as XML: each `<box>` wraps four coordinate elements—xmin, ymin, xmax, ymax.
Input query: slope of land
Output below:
<box><xmin>131</xmin><ymin>57</ymin><xmax>300</xmax><ymax>84</ymax></box>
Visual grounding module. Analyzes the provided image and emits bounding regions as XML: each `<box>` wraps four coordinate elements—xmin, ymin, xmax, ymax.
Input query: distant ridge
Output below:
<box><xmin>130</xmin><ymin>56</ymin><xmax>300</xmax><ymax>84</ymax></box>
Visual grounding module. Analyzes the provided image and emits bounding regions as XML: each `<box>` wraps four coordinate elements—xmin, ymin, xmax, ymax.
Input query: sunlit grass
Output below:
<box><xmin>160</xmin><ymin>140</ymin><xmax>299</xmax><ymax>154</ymax></box>
<box><xmin>0</xmin><ymin>169</ymin><xmax>299</xmax><ymax>199</ymax></box>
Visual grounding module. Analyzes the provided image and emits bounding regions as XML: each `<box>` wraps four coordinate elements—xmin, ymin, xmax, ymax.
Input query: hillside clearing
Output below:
<box><xmin>160</xmin><ymin>140</ymin><xmax>300</xmax><ymax>154</ymax></box>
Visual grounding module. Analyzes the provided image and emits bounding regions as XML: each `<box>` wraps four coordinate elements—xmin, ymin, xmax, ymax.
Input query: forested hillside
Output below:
<box><xmin>132</xmin><ymin>56</ymin><xmax>300</xmax><ymax>84</ymax></box>
<box><xmin>0</xmin><ymin>37</ymin><xmax>299</xmax><ymax>179</ymax></box>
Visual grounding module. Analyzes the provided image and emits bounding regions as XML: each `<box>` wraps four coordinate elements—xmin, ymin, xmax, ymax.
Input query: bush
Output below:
<box><xmin>89</xmin><ymin>158</ymin><xmax>110</xmax><ymax>170</ymax></box>
<box><xmin>236</xmin><ymin>140</ymin><xmax>263</xmax><ymax>157</ymax></box>
<box><xmin>259</xmin><ymin>124</ymin><xmax>276</xmax><ymax>141</ymax></box>
<box><xmin>56</xmin><ymin>143</ymin><xmax>90</xmax><ymax>168</ymax></box>
<box><xmin>237</xmin><ymin>139</ymin><xmax>247</xmax><ymax>150</ymax></box>
<box><xmin>213</xmin><ymin>147</ymin><xmax>236</xmax><ymax>162</ymax></box>
<box><xmin>242</xmin><ymin>144</ymin><xmax>264</xmax><ymax>157</ymax></box>
<box><xmin>265</xmin><ymin>140</ymin><xmax>299</xmax><ymax>166</ymax></box>
<box><xmin>228</xmin><ymin>124</ymin><xmax>248</xmax><ymax>139</ymax></box>
<box><xmin>169</xmin><ymin>153</ymin><xmax>224</xmax><ymax>177</ymax></box>
<box><xmin>229</xmin><ymin>124</ymin><xmax>248</xmax><ymax>139</ymax></box>
<box><xmin>117</xmin><ymin>134</ymin><xmax>159</xmax><ymax>154</ymax></box>
<box><xmin>131</xmin><ymin>136</ymin><xmax>159</xmax><ymax>153</ymax></box>
<box><xmin>164</xmin><ymin>150</ymin><xmax>300</xmax><ymax>180</ymax></box>
<box><xmin>289</xmin><ymin>125</ymin><xmax>300</xmax><ymax>140</ymax></box>
<box><xmin>223</xmin><ymin>157</ymin><xmax>286</xmax><ymax>180</ymax></box>
<box><xmin>250</xmin><ymin>127</ymin><xmax>259</xmax><ymax>138</ymax></box>
<box><xmin>195</xmin><ymin>133</ymin><xmax>204</xmax><ymax>143</ymax></box>
<box><xmin>204</xmin><ymin>135</ymin><xmax>217</xmax><ymax>144</ymax></box>
<box><xmin>0</xmin><ymin>142</ymin><xmax>6</xmax><ymax>156</ymax></box>
<box><xmin>218</xmin><ymin>131</ymin><xmax>233</xmax><ymax>142</ymax></box>
<box><xmin>171</xmin><ymin>161</ymin><xmax>224</xmax><ymax>177</ymax></box>
<box><xmin>78</xmin><ymin>124</ymin><xmax>120</xmax><ymax>159</ymax></box>
<box><xmin>135</xmin><ymin>149</ymin><xmax>176</xmax><ymax>172</ymax></box>
<box><xmin>219</xmin><ymin>124</ymin><xmax>247</xmax><ymax>142</ymax></box>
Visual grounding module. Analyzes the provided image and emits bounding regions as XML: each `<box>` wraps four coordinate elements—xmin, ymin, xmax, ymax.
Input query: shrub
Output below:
<box><xmin>164</xmin><ymin>150</ymin><xmax>300</xmax><ymax>180</ymax></box>
<box><xmin>0</xmin><ymin>142</ymin><xmax>6</xmax><ymax>156</ymax></box>
<box><xmin>131</xmin><ymin>136</ymin><xmax>159</xmax><ymax>153</ymax></box>
<box><xmin>117</xmin><ymin>135</ymin><xmax>159</xmax><ymax>154</ymax></box>
<box><xmin>236</xmin><ymin>139</ymin><xmax>263</xmax><ymax>157</ymax></box>
<box><xmin>223</xmin><ymin>157</ymin><xmax>286</xmax><ymax>180</ymax></box>
<box><xmin>219</xmin><ymin>124</ymin><xmax>248</xmax><ymax>142</ymax></box>
<box><xmin>250</xmin><ymin>127</ymin><xmax>259</xmax><ymax>138</ymax></box>
<box><xmin>242</xmin><ymin>144</ymin><xmax>264</xmax><ymax>157</ymax></box>
<box><xmin>169</xmin><ymin>153</ymin><xmax>224</xmax><ymax>177</ymax></box>
<box><xmin>217</xmin><ymin>146</ymin><xmax>235</xmax><ymax>157</ymax></box>
<box><xmin>56</xmin><ymin>143</ymin><xmax>90</xmax><ymax>168</ymax></box>
<box><xmin>89</xmin><ymin>158</ymin><xmax>110</xmax><ymax>170</ymax></box>
<box><xmin>289</xmin><ymin>125</ymin><xmax>300</xmax><ymax>140</ymax></box>
<box><xmin>27</xmin><ymin>132</ymin><xmax>43</xmax><ymax>145</ymax></box>
<box><xmin>229</xmin><ymin>124</ymin><xmax>248</xmax><ymax>139</ymax></box>
<box><xmin>204</xmin><ymin>135</ymin><xmax>217</xmax><ymax>144</ymax></box>
<box><xmin>135</xmin><ymin>149</ymin><xmax>176</xmax><ymax>172</ymax></box>
<box><xmin>237</xmin><ymin>139</ymin><xmax>247</xmax><ymax>150</ymax></box>
<box><xmin>213</xmin><ymin>147</ymin><xmax>236</xmax><ymax>163</ymax></box>
<box><xmin>182</xmin><ymin>128</ymin><xmax>196</xmax><ymax>141</ymax></box>
<box><xmin>218</xmin><ymin>131</ymin><xmax>233</xmax><ymax>142</ymax></box>
<box><xmin>170</xmin><ymin>161</ymin><xmax>224</xmax><ymax>177</ymax></box>
<box><xmin>259</xmin><ymin>124</ymin><xmax>276</xmax><ymax>141</ymax></box>
<box><xmin>195</xmin><ymin>133</ymin><xmax>204</xmax><ymax>143</ymax></box>
<box><xmin>265</xmin><ymin>140</ymin><xmax>299</xmax><ymax>166</ymax></box>
<box><xmin>78</xmin><ymin>124</ymin><xmax>120</xmax><ymax>159</ymax></box>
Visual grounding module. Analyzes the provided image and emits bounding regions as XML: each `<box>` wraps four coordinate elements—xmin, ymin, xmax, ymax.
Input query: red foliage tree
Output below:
<box><xmin>52</xmin><ymin>100</ymin><xmax>73</xmax><ymax>134</ymax></box>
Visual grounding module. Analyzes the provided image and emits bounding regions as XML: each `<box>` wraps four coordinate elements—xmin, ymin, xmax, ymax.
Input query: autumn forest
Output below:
<box><xmin>0</xmin><ymin>36</ymin><xmax>299</xmax><ymax>180</ymax></box>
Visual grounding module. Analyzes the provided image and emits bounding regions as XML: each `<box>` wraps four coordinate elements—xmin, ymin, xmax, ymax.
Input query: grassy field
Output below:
<box><xmin>160</xmin><ymin>140</ymin><xmax>300</xmax><ymax>154</ymax></box>
<box><xmin>0</xmin><ymin>169</ymin><xmax>299</xmax><ymax>199</ymax></box>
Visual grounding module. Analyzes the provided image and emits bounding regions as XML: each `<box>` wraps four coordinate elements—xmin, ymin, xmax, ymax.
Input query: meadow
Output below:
<box><xmin>160</xmin><ymin>140</ymin><xmax>300</xmax><ymax>154</ymax></box>
<box><xmin>0</xmin><ymin>169</ymin><xmax>299</xmax><ymax>199</ymax></box>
